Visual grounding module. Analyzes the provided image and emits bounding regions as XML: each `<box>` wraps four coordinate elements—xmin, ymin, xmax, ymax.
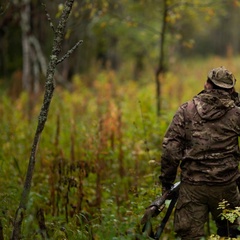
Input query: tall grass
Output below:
<box><xmin>0</xmin><ymin>56</ymin><xmax>240</xmax><ymax>239</ymax></box>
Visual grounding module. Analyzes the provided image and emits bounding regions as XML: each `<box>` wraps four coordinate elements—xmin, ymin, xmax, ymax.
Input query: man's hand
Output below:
<box><xmin>162</xmin><ymin>182</ymin><xmax>173</xmax><ymax>198</ymax></box>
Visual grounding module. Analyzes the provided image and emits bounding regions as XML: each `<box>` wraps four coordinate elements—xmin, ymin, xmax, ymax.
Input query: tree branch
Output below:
<box><xmin>42</xmin><ymin>3</ymin><xmax>55</xmax><ymax>32</ymax></box>
<box><xmin>57</xmin><ymin>40</ymin><xmax>83</xmax><ymax>65</ymax></box>
<box><xmin>0</xmin><ymin>0</ymin><xmax>10</xmax><ymax>15</ymax></box>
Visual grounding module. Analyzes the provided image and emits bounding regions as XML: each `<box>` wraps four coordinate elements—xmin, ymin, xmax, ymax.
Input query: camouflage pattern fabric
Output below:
<box><xmin>159</xmin><ymin>89</ymin><xmax>240</xmax><ymax>238</ymax></box>
<box><xmin>231</xmin><ymin>91</ymin><xmax>240</xmax><ymax>107</ymax></box>
<box><xmin>174</xmin><ymin>182</ymin><xmax>240</xmax><ymax>239</ymax></box>
<box><xmin>160</xmin><ymin>89</ymin><xmax>240</xmax><ymax>187</ymax></box>
<box><xmin>208</xmin><ymin>66</ymin><xmax>236</xmax><ymax>89</ymax></box>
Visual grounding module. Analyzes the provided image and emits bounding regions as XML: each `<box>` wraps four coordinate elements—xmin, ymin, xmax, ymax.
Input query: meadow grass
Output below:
<box><xmin>0</xmin><ymin>56</ymin><xmax>240</xmax><ymax>239</ymax></box>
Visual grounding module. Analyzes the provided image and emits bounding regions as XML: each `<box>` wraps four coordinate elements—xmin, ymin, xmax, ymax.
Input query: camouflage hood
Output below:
<box><xmin>193</xmin><ymin>89</ymin><xmax>235</xmax><ymax>120</ymax></box>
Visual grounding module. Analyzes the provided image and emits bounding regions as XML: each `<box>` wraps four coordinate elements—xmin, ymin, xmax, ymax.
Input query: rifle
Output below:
<box><xmin>141</xmin><ymin>181</ymin><xmax>180</xmax><ymax>239</ymax></box>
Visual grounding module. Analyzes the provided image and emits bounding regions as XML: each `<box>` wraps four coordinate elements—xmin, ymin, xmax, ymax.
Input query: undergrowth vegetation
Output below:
<box><xmin>1</xmin><ymin>57</ymin><xmax>240</xmax><ymax>239</ymax></box>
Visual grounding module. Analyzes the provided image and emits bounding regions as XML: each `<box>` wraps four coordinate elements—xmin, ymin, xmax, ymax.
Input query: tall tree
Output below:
<box><xmin>156</xmin><ymin>0</ymin><xmax>168</xmax><ymax>116</ymax></box>
<box><xmin>11</xmin><ymin>0</ymin><xmax>82</xmax><ymax>238</ymax></box>
<box><xmin>20</xmin><ymin>0</ymin><xmax>32</xmax><ymax>92</ymax></box>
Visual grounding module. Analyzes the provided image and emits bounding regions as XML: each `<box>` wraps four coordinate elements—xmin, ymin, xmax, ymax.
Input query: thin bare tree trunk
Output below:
<box><xmin>156</xmin><ymin>0</ymin><xmax>168</xmax><ymax>116</ymax></box>
<box><xmin>11</xmin><ymin>1</ymin><xmax>81</xmax><ymax>239</ymax></box>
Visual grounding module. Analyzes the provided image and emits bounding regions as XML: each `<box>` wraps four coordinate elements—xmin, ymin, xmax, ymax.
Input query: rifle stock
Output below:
<box><xmin>140</xmin><ymin>191</ymin><xmax>168</xmax><ymax>225</ymax></box>
<box><xmin>141</xmin><ymin>182</ymin><xmax>180</xmax><ymax>225</ymax></box>
<box><xmin>141</xmin><ymin>181</ymin><xmax>181</xmax><ymax>237</ymax></box>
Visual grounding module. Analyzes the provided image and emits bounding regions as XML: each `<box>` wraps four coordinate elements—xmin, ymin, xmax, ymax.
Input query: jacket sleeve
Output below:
<box><xmin>159</xmin><ymin>104</ymin><xmax>186</xmax><ymax>187</ymax></box>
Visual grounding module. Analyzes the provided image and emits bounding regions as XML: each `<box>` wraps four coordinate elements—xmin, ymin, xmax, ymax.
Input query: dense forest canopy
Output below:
<box><xmin>0</xmin><ymin>0</ymin><xmax>240</xmax><ymax>90</ymax></box>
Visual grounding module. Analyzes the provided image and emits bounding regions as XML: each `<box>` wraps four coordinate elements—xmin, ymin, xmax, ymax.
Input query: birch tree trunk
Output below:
<box><xmin>11</xmin><ymin>1</ymin><xmax>78</xmax><ymax>239</ymax></box>
<box><xmin>20</xmin><ymin>1</ymin><xmax>48</xmax><ymax>94</ymax></box>
<box><xmin>21</xmin><ymin>0</ymin><xmax>31</xmax><ymax>92</ymax></box>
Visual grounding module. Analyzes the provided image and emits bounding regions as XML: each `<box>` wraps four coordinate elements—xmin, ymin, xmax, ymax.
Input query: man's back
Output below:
<box><xmin>159</xmin><ymin>66</ymin><xmax>240</xmax><ymax>239</ymax></box>
<box><xmin>180</xmin><ymin>89</ymin><xmax>240</xmax><ymax>184</ymax></box>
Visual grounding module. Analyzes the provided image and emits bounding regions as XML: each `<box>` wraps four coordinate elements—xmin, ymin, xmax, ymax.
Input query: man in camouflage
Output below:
<box><xmin>159</xmin><ymin>66</ymin><xmax>240</xmax><ymax>239</ymax></box>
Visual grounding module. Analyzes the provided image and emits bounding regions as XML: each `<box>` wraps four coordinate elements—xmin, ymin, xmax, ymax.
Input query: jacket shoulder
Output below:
<box><xmin>180</xmin><ymin>100</ymin><xmax>195</xmax><ymax>113</ymax></box>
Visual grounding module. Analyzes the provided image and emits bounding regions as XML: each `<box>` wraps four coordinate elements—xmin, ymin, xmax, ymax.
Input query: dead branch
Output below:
<box><xmin>57</xmin><ymin>40</ymin><xmax>83</xmax><ymax>65</ymax></box>
<box><xmin>42</xmin><ymin>3</ymin><xmax>55</xmax><ymax>32</ymax></box>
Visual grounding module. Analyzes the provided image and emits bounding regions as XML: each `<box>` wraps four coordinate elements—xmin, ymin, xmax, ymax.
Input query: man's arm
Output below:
<box><xmin>231</xmin><ymin>91</ymin><xmax>240</xmax><ymax>107</ymax></box>
<box><xmin>159</xmin><ymin>104</ymin><xmax>187</xmax><ymax>190</ymax></box>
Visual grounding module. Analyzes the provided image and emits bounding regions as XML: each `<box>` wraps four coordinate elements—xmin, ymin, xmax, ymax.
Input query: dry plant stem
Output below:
<box><xmin>0</xmin><ymin>219</ymin><xmax>3</xmax><ymax>240</ymax></box>
<box><xmin>138</xmin><ymin>100</ymin><xmax>151</xmax><ymax>160</ymax></box>
<box><xmin>50</xmin><ymin>115</ymin><xmax>61</xmax><ymax>216</ymax></box>
<box><xmin>118</xmin><ymin>109</ymin><xmax>124</xmax><ymax>178</ymax></box>
<box><xmin>70</xmin><ymin>120</ymin><xmax>76</xmax><ymax>163</ymax></box>
<box><xmin>36</xmin><ymin>208</ymin><xmax>49</xmax><ymax>239</ymax></box>
<box><xmin>11</xmin><ymin>1</ymin><xmax>76</xmax><ymax>239</ymax></box>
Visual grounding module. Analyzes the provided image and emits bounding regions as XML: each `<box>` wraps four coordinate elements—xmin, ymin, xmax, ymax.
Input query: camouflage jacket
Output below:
<box><xmin>160</xmin><ymin>89</ymin><xmax>240</xmax><ymax>187</ymax></box>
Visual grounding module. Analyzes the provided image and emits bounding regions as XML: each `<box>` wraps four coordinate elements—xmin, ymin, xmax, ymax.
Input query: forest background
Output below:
<box><xmin>1</xmin><ymin>0</ymin><xmax>240</xmax><ymax>239</ymax></box>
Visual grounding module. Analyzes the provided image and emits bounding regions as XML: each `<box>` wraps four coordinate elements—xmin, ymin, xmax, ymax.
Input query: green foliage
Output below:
<box><xmin>218</xmin><ymin>200</ymin><xmax>240</xmax><ymax>224</ymax></box>
<box><xmin>0</xmin><ymin>67</ymin><xmax>163</xmax><ymax>239</ymax></box>
<box><xmin>2</xmin><ymin>0</ymin><xmax>240</xmax><ymax>81</ymax></box>
<box><xmin>1</xmin><ymin>57</ymin><xmax>240</xmax><ymax>239</ymax></box>
<box><xmin>208</xmin><ymin>199</ymin><xmax>240</xmax><ymax>240</ymax></box>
